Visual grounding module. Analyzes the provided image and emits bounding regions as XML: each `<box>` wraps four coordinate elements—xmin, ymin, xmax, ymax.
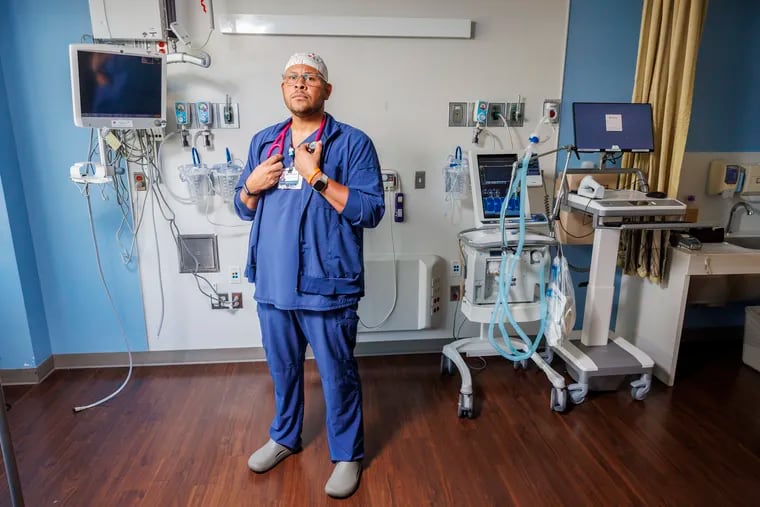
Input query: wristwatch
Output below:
<box><xmin>311</xmin><ymin>172</ymin><xmax>329</xmax><ymax>193</ymax></box>
<box><xmin>243</xmin><ymin>181</ymin><xmax>259</xmax><ymax>196</ymax></box>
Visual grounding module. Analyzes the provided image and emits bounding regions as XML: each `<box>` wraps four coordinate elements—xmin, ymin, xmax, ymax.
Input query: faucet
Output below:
<box><xmin>727</xmin><ymin>201</ymin><xmax>755</xmax><ymax>234</ymax></box>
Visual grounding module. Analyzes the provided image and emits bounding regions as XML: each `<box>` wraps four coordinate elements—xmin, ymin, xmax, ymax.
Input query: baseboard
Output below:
<box><xmin>0</xmin><ymin>355</ymin><xmax>55</xmax><ymax>385</ymax></box>
<box><xmin>0</xmin><ymin>339</ymin><xmax>451</xmax><ymax>385</ymax></box>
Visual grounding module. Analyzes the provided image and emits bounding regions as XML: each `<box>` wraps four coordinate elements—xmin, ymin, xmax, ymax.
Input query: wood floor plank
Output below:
<box><xmin>1</xmin><ymin>351</ymin><xmax>760</xmax><ymax>506</ymax></box>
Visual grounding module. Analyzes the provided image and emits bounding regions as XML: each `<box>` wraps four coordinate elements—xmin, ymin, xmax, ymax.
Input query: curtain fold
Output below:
<box><xmin>619</xmin><ymin>0</ymin><xmax>708</xmax><ymax>283</ymax></box>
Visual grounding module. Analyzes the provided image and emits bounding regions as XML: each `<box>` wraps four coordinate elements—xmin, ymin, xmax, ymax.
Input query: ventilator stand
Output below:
<box><xmin>442</xmin><ymin>321</ymin><xmax>567</xmax><ymax>417</ymax></box>
<box><xmin>0</xmin><ymin>382</ymin><xmax>24</xmax><ymax>506</ymax></box>
<box><xmin>551</xmin><ymin>226</ymin><xmax>654</xmax><ymax>405</ymax></box>
<box><xmin>441</xmin><ymin>227</ymin><xmax>568</xmax><ymax>417</ymax></box>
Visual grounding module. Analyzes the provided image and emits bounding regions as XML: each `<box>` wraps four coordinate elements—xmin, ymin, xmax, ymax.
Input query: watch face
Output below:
<box><xmin>313</xmin><ymin>174</ymin><xmax>328</xmax><ymax>192</ymax></box>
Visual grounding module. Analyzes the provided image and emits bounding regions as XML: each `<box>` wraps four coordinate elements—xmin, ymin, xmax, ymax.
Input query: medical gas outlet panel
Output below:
<box><xmin>173</xmin><ymin>98</ymin><xmax>240</xmax><ymax>131</ymax></box>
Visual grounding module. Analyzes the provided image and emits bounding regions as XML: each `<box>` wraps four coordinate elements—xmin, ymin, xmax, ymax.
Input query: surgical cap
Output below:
<box><xmin>284</xmin><ymin>52</ymin><xmax>328</xmax><ymax>82</ymax></box>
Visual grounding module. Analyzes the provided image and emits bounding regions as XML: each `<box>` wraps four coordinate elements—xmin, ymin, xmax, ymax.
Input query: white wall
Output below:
<box><xmin>136</xmin><ymin>0</ymin><xmax>570</xmax><ymax>351</ymax></box>
<box><xmin>679</xmin><ymin>152</ymin><xmax>760</xmax><ymax>233</ymax></box>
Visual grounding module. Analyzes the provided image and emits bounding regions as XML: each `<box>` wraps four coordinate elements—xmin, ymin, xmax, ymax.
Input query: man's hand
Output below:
<box><xmin>246</xmin><ymin>154</ymin><xmax>284</xmax><ymax>194</ymax></box>
<box><xmin>294</xmin><ymin>141</ymin><xmax>323</xmax><ymax>181</ymax></box>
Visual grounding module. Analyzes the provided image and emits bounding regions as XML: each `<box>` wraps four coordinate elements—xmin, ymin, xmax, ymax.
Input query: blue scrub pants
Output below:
<box><xmin>257</xmin><ymin>302</ymin><xmax>364</xmax><ymax>462</ymax></box>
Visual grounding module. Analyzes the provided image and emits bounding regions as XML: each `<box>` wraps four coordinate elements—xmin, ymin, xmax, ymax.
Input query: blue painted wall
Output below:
<box><xmin>559</xmin><ymin>0</ymin><xmax>642</xmax><ymax>328</ymax></box>
<box><xmin>558</xmin><ymin>0</ymin><xmax>642</xmax><ymax>169</ymax></box>
<box><xmin>2</xmin><ymin>0</ymin><xmax>148</xmax><ymax>359</ymax></box>
<box><xmin>0</xmin><ymin>62</ymin><xmax>36</xmax><ymax>369</ymax></box>
<box><xmin>687</xmin><ymin>0</ymin><xmax>760</xmax><ymax>152</ymax></box>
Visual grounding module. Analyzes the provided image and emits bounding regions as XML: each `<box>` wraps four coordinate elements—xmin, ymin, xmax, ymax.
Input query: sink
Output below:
<box><xmin>726</xmin><ymin>236</ymin><xmax>760</xmax><ymax>250</ymax></box>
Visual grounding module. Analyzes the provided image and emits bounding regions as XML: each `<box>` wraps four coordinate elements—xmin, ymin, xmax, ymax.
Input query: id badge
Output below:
<box><xmin>278</xmin><ymin>166</ymin><xmax>303</xmax><ymax>190</ymax></box>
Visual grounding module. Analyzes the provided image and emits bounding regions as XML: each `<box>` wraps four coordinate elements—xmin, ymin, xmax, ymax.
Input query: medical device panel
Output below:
<box><xmin>573</xmin><ymin>102</ymin><xmax>654</xmax><ymax>153</ymax></box>
<box><xmin>69</xmin><ymin>44</ymin><xmax>167</xmax><ymax>129</ymax></box>
<box><xmin>460</xmin><ymin>232</ymin><xmax>550</xmax><ymax>306</ymax></box>
<box><xmin>470</xmin><ymin>151</ymin><xmax>543</xmax><ymax>228</ymax></box>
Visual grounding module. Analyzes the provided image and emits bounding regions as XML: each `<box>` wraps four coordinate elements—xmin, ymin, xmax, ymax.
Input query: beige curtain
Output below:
<box><xmin>619</xmin><ymin>0</ymin><xmax>708</xmax><ymax>283</ymax></box>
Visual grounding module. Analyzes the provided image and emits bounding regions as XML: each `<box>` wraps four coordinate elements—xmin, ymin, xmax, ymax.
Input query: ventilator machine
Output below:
<box><xmin>442</xmin><ymin>102</ymin><xmax>688</xmax><ymax>416</ymax></box>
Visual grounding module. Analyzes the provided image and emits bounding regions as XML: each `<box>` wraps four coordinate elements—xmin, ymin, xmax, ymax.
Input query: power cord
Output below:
<box><xmin>359</xmin><ymin>191</ymin><xmax>398</xmax><ymax>329</ymax></box>
<box><xmin>73</xmin><ymin>184</ymin><xmax>133</xmax><ymax>412</ymax></box>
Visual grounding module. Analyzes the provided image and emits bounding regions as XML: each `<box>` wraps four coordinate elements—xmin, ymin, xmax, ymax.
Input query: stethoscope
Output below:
<box><xmin>266</xmin><ymin>115</ymin><xmax>327</xmax><ymax>160</ymax></box>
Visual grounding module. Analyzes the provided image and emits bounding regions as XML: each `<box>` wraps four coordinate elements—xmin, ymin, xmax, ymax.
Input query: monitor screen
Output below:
<box><xmin>70</xmin><ymin>44</ymin><xmax>166</xmax><ymax>129</ymax></box>
<box><xmin>474</xmin><ymin>153</ymin><xmax>528</xmax><ymax>219</ymax></box>
<box><xmin>573</xmin><ymin>102</ymin><xmax>654</xmax><ymax>152</ymax></box>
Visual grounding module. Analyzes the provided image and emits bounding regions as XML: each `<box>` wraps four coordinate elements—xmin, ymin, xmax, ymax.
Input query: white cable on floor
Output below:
<box><xmin>74</xmin><ymin>186</ymin><xmax>134</xmax><ymax>413</ymax></box>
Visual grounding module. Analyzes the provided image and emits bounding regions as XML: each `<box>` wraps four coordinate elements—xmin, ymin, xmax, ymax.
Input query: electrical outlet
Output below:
<box><xmin>149</xmin><ymin>127</ymin><xmax>165</xmax><ymax>142</ymax></box>
<box><xmin>230</xmin><ymin>265</ymin><xmax>241</xmax><ymax>284</ymax></box>
<box><xmin>133</xmin><ymin>172</ymin><xmax>147</xmax><ymax>191</ymax></box>
<box><xmin>450</xmin><ymin>285</ymin><xmax>461</xmax><ymax>302</ymax></box>
<box><xmin>211</xmin><ymin>292</ymin><xmax>229</xmax><ymax>310</ymax></box>
<box><xmin>451</xmin><ymin>261</ymin><xmax>461</xmax><ymax>277</ymax></box>
<box><xmin>230</xmin><ymin>292</ymin><xmax>243</xmax><ymax>309</ymax></box>
<box><xmin>487</xmin><ymin>102</ymin><xmax>506</xmax><ymax>127</ymax></box>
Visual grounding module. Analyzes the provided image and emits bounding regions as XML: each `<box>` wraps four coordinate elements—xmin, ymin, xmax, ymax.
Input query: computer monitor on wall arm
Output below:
<box><xmin>69</xmin><ymin>44</ymin><xmax>167</xmax><ymax>129</ymax></box>
<box><xmin>572</xmin><ymin>102</ymin><xmax>655</xmax><ymax>169</ymax></box>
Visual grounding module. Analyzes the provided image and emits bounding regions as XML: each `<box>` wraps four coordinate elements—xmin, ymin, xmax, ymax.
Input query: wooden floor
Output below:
<box><xmin>2</xmin><ymin>344</ymin><xmax>760</xmax><ymax>506</ymax></box>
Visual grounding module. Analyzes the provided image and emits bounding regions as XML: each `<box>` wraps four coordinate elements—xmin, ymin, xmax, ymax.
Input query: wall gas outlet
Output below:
<box><xmin>506</xmin><ymin>101</ymin><xmax>525</xmax><ymax>127</ymax></box>
<box><xmin>543</xmin><ymin>99</ymin><xmax>561</xmax><ymax>124</ymax></box>
<box><xmin>214</xmin><ymin>102</ymin><xmax>239</xmax><ymax>129</ymax></box>
<box><xmin>448</xmin><ymin>101</ymin><xmax>468</xmax><ymax>127</ymax></box>
<box><xmin>487</xmin><ymin>102</ymin><xmax>506</xmax><ymax>127</ymax></box>
<box><xmin>473</xmin><ymin>100</ymin><xmax>488</xmax><ymax>124</ymax></box>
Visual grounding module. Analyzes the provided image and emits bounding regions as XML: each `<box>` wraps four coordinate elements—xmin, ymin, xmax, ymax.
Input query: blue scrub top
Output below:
<box><xmin>254</xmin><ymin>128</ymin><xmax>358</xmax><ymax>311</ymax></box>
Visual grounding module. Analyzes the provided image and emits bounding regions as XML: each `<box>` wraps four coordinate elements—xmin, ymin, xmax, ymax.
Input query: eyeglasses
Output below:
<box><xmin>282</xmin><ymin>72</ymin><xmax>325</xmax><ymax>86</ymax></box>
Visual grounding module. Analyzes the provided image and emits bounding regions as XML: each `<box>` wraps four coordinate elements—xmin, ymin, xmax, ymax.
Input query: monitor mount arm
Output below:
<box><xmin>167</xmin><ymin>51</ymin><xmax>211</xmax><ymax>68</ymax></box>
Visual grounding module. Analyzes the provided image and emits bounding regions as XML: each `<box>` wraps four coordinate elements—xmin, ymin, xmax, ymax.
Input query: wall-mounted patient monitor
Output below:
<box><xmin>69</xmin><ymin>44</ymin><xmax>166</xmax><ymax>129</ymax></box>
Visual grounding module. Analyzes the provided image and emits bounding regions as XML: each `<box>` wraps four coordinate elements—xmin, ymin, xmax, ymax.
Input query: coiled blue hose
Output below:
<box><xmin>487</xmin><ymin>144</ymin><xmax>548</xmax><ymax>361</ymax></box>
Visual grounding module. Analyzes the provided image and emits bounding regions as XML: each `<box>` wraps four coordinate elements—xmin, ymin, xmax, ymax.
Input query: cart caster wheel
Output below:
<box><xmin>513</xmin><ymin>359</ymin><xmax>528</xmax><ymax>370</ymax></box>
<box><xmin>440</xmin><ymin>355</ymin><xmax>454</xmax><ymax>376</ymax></box>
<box><xmin>458</xmin><ymin>392</ymin><xmax>474</xmax><ymax>419</ymax></box>
<box><xmin>630</xmin><ymin>374</ymin><xmax>651</xmax><ymax>401</ymax></box>
<box><xmin>631</xmin><ymin>387</ymin><xmax>648</xmax><ymax>400</ymax></box>
<box><xmin>550</xmin><ymin>387</ymin><xmax>567</xmax><ymax>412</ymax></box>
<box><xmin>568</xmin><ymin>383</ymin><xmax>588</xmax><ymax>405</ymax></box>
<box><xmin>540</xmin><ymin>347</ymin><xmax>554</xmax><ymax>364</ymax></box>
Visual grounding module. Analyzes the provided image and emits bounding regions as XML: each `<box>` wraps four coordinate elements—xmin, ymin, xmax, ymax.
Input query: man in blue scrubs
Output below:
<box><xmin>234</xmin><ymin>52</ymin><xmax>384</xmax><ymax>498</ymax></box>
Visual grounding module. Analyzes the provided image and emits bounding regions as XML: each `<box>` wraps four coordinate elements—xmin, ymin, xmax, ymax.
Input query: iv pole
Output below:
<box><xmin>0</xmin><ymin>382</ymin><xmax>24</xmax><ymax>507</ymax></box>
